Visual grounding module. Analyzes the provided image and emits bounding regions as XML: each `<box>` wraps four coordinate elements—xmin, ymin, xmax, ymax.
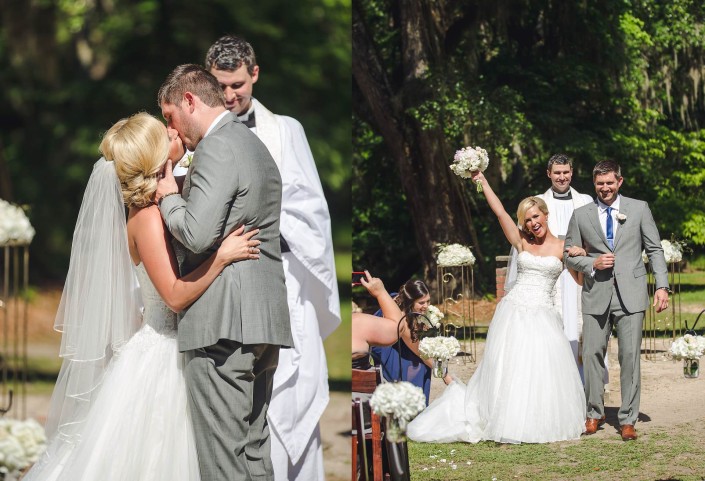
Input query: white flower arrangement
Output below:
<box><xmin>616</xmin><ymin>212</ymin><xmax>627</xmax><ymax>223</ymax></box>
<box><xmin>423</xmin><ymin>305</ymin><xmax>444</xmax><ymax>329</ymax></box>
<box><xmin>0</xmin><ymin>418</ymin><xmax>47</xmax><ymax>478</ymax></box>
<box><xmin>669</xmin><ymin>334</ymin><xmax>705</xmax><ymax>360</ymax></box>
<box><xmin>642</xmin><ymin>239</ymin><xmax>684</xmax><ymax>264</ymax></box>
<box><xmin>369</xmin><ymin>381</ymin><xmax>426</xmax><ymax>422</ymax></box>
<box><xmin>418</xmin><ymin>336</ymin><xmax>461</xmax><ymax>361</ymax></box>
<box><xmin>450</xmin><ymin>146</ymin><xmax>489</xmax><ymax>192</ymax></box>
<box><xmin>436</xmin><ymin>243</ymin><xmax>476</xmax><ymax>267</ymax></box>
<box><xmin>0</xmin><ymin>200</ymin><xmax>35</xmax><ymax>246</ymax></box>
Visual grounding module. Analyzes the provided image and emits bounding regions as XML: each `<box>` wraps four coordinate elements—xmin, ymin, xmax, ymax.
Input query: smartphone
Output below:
<box><xmin>352</xmin><ymin>271</ymin><xmax>366</xmax><ymax>285</ymax></box>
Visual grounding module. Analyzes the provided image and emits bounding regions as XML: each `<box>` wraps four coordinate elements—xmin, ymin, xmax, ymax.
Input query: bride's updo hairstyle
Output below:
<box><xmin>394</xmin><ymin>279</ymin><xmax>430</xmax><ymax>342</ymax></box>
<box><xmin>516</xmin><ymin>196</ymin><xmax>550</xmax><ymax>236</ymax></box>
<box><xmin>100</xmin><ymin>112</ymin><xmax>169</xmax><ymax>208</ymax></box>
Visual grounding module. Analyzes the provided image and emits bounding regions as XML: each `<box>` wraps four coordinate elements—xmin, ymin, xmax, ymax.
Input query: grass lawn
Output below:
<box><xmin>325</xmin><ymin>248</ymin><xmax>351</xmax><ymax>389</ymax></box>
<box><xmin>407</xmin><ymin>424</ymin><xmax>704</xmax><ymax>480</ymax></box>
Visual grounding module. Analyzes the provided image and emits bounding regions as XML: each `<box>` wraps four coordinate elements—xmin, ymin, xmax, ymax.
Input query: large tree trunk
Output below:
<box><xmin>353</xmin><ymin>2</ymin><xmax>485</xmax><ymax>283</ymax></box>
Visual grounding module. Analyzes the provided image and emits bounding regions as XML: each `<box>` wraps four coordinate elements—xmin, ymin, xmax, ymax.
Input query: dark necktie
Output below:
<box><xmin>240</xmin><ymin>111</ymin><xmax>256</xmax><ymax>128</ymax></box>
<box><xmin>606</xmin><ymin>206</ymin><xmax>614</xmax><ymax>249</ymax></box>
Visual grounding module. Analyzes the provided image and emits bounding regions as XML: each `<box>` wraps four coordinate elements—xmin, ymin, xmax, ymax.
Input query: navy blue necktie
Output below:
<box><xmin>606</xmin><ymin>206</ymin><xmax>614</xmax><ymax>249</ymax></box>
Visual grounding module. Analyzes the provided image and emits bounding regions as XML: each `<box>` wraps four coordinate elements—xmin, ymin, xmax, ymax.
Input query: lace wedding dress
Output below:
<box><xmin>407</xmin><ymin>251</ymin><xmax>586</xmax><ymax>444</ymax></box>
<box><xmin>24</xmin><ymin>263</ymin><xmax>200</xmax><ymax>481</ymax></box>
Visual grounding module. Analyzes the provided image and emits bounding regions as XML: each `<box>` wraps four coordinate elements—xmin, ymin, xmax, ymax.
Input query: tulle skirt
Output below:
<box><xmin>407</xmin><ymin>296</ymin><xmax>586</xmax><ymax>444</ymax></box>
<box><xmin>24</xmin><ymin>325</ymin><xmax>200</xmax><ymax>481</ymax></box>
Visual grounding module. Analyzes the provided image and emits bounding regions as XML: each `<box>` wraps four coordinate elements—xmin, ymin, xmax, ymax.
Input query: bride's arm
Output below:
<box><xmin>132</xmin><ymin>208</ymin><xmax>260</xmax><ymax>312</ymax></box>
<box><xmin>471</xmin><ymin>171</ymin><xmax>523</xmax><ymax>251</ymax></box>
<box><xmin>565</xmin><ymin>244</ymin><xmax>586</xmax><ymax>285</ymax></box>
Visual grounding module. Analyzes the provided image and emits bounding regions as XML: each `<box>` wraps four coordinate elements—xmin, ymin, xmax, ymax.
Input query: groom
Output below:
<box><xmin>156</xmin><ymin>64</ymin><xmax>292</xmax><ymax>480</ymax></box>
<box><xmin>564</xmin><ymin>160</ymin><xmax>669</xmax><ymax>442</ymax></box>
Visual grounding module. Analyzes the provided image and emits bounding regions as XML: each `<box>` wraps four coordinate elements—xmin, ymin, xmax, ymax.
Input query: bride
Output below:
<box><xmin>407</xmin><ymin>171</ymin><xmax>586</xmax><ymax>444</ymax></box>
<box><xmin>23</xmin><ymin>112</ymin><xmax>261</xmax><ymax>480</ymax></box>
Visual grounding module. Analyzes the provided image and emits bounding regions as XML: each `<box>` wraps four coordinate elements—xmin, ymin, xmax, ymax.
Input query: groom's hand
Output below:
<box><xmin>654</xmin><ymin>288</ymin><xmax>669</xmax><ymax>313</ymax></box>
<box><xmin>156</xmin><ymin>159</ymin><xmax>179</xmax><ymax>204</ymax></box>
<box><xmin>593</xmin><ymin>253</ymin><xmax>615</xmax><ymax>270</ymax></box>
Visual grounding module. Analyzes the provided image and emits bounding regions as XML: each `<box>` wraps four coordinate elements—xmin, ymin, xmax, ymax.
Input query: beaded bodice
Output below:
<box><xmin>134</xmin><ymin>263</ymin><xmax>178</xmax><ymax>334</ymax></box>
<box><xmin>503</xmin><ymin>251</ymin><xmax>563</xmax><ymax>307</ymax></box>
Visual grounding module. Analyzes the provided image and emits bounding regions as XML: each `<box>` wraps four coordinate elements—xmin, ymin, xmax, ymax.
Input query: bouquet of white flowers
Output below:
<box><xmin>0</xmin><ymin>418</ymin><xmax>47</xmax><ymax>478</ymax></box>
<box><xmin>422</xmin><ymin>305</ymin><xmax>444</xmax><ymax>329</ymax></box>
<box><xmin>669</xmin><ymin>334</ymin><xmax>705</xmax><ymax>360</ymax></box>
<box><xmin>450</xmin><ymin>146</ymin><xmax>489</xmax><ymax>192</ymax></box>
<box><xmin>369</xmin><ymin>381</ymin><xmax>426</xmax><ymax>442</ymax></box>
<box><xmin>436</xmin><ymin>243</ymin><xmax>475</xmax><ymax>267</ymax></box>
<box><xmin>418</xmin><ymin>336</ymin><xmax>461</xmax><ymax>361</ymax></box>
<box><xmin>642</xmin><ymin>239</ymin><xmax>684</xmax><ymax>264</ymax></box>
<box><xmin>0</xmin><ymin>200</ymin><xmax>35</xmax><ymax>246</ymax></box>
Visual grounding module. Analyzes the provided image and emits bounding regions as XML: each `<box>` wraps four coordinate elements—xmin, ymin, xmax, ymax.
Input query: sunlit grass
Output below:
<box><xmin>408</xmin><ymin>423</ymin><xmax>705</xmax><ymax>480</ymax></box>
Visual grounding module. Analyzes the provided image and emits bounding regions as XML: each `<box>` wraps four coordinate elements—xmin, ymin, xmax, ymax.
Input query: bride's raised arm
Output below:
<box><xmin>470</xmin><ymin>171</ymin><xmax>522</xmax><ymax>251</ymax></box>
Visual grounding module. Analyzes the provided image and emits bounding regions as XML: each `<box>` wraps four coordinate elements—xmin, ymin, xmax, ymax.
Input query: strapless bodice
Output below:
<box><xmin>134</xmin><ymin>263</ymin><xmax>178</xmax><ymax>334</ymax></box>
<box><xmin>503</xmin><ymin>251</ymin><xmax>563</xmax><ymax>307</ymax></box>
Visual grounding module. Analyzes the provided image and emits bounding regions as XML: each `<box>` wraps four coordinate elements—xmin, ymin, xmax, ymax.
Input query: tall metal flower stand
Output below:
<box><xmin>0</xmin><ymin>242</ymin><xmax>30</xmax><ymax>418</ymax></box>
<box><xmin>436</xmin><ymin>263</ymin><xmax>476</xmax><ymax>363</ymax></box>
<box><xmin>643</xmin><ymin>260</ymin><xmax>681</xmax><ymax>361</ymax></box>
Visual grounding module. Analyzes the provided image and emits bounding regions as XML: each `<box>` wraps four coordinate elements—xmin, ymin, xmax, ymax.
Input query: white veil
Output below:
<box><xmin>39</xmin><ymin>158</ymin><xmax>142</xmax><ymax>461</ymax></box>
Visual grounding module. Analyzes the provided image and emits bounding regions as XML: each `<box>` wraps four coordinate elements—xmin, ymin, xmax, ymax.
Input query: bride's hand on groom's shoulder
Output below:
<box><xmin>217</xmin><ymin>226</ymin><xmax>261</xmax><ymax>264</ymax></box>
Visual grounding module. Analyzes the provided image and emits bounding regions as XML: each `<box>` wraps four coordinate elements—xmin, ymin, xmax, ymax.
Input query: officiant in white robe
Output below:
<box><xmin>242</xmin><ymin>97</ymin><xmax>341</xmax><ymax>481</ymax></box>
<box><xmin>537</xmin><ymin>185</ymin><xmax>592</xmax><ymax>375</ymax></box>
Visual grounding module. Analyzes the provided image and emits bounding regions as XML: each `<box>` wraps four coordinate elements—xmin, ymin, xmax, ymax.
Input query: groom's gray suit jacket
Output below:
<box><xmin>160</xmin><ymin>112</ymin><xmax>293</xmax><ymax>351</ymax></box>
<box><xmin>564</xmin><ymin>196</ymin><xmax>669</xmax><ymax>315</ymax></box>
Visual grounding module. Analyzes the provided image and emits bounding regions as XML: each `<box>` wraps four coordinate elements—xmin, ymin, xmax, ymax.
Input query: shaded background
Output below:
<box><xmin>353</xmin><ymin>0</ymin><xmax>705</xmax><ymax>291</ymax></box>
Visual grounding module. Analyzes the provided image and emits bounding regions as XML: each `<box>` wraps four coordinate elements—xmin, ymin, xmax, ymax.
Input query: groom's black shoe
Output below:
<box><xmin>620</xmin><ymin>424</ymin><xmax>637</xmax><ymax>441</ymax></box>
<box><xmin>584</xmin><ymin>416</ymin><xmax>606</xmax><ymax>435</ymax></box>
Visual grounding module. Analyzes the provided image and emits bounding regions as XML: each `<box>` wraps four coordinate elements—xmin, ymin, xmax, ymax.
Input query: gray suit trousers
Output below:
<box><xmin>184</xmin><ymin>340</ymin><xmax>280</xmax><ymax>481</ymax></box>
<box><xmin>582</xmin><ymin>283</ymin><xmax>643</xmax><ymax>426</ymax></box>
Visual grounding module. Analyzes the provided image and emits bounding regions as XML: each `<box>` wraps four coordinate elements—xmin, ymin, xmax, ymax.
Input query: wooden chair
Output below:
<box><xmin>352</xmin><ymin>366</ymin><xmax>386</xmax><ymax>481</ymax></box>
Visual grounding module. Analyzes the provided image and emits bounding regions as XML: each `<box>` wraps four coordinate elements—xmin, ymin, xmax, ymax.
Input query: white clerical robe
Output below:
<box><xmin>251</xmin><ymin>99</ymin><xmax>341</xmax><ymax>481</ymax></box>
<box><xmin>537</xmin><ymin>187</ymin><xmax>593</xmax><ymax>375</ymax></box>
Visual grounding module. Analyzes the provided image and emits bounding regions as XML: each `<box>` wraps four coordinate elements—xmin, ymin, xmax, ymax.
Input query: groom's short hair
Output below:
<box><xmin>546</xmin><ymin>153</ymin><xmax>572</xmax><ymax>171</ymax></box>
<box><xmin>593</xmin><ymin>160</ymin><xmax>622</xmax><ymax>179</ymax></box>
<box><xmin>205</xmin><ymin>35</ymin><xmax>257</xmax><ymax>75</ymax></box>
<box><xmin>158</xmin><ymin>64</ymin><xmax>226</xmax><ymax>108</ymax></box>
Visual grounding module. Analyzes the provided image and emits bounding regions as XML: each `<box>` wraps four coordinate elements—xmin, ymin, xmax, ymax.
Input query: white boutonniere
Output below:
<box><xmin>179</xmin><ymin>153</ymin><xmax>193</xmax><ymax>169</ymax></box>
<box><xmin>616</xmin><ymin>213</ymin><xmax>627</xmax><ymax>223</ymax></box>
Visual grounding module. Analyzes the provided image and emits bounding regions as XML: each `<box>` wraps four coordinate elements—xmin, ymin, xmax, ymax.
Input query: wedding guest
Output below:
<box><xmin>203</xmin><ymin>35</ymin><xmax>341</xmax><ymax>481</ymax></box>
<box><xmin>565</xmin><ymin>160</ymin><xmax>669</xmax><ymax>441</ymax></box>
<box><xmin>353</xmin><ymin>272</ymin><xmax>451</xmax><ymax>385</ymax></box>
<box><xmin>370</xmin><ymin>279</ymin><xmax>433</xmax><ymax>404</ymax></box>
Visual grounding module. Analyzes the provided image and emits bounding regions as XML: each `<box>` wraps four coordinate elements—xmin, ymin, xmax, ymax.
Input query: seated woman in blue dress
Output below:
<box><xmin>353</xmin><ymin>272</ymin><xmax>450</xmax><ymax>404</ymax></box>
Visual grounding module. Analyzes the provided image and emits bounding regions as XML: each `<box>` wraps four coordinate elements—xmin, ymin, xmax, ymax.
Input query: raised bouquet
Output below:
<box><xmin>436</xmin><ymin>243</ymin><xmax>476</xmax><ymax>267</ymax></box>
<box><xmin>450</xmin><ymin>146</ymin><xmax>489</xmax><ymax>192</ymax></box>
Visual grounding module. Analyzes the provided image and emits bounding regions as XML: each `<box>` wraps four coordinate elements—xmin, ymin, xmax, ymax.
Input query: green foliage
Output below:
<box><xmin>0</xmin><ymin>0</ymin><xmax>350</xmax><ymax>280</ymax></box>
<box><xmin>353</xmin><ymin>0</ymin><xmax>705</xmax><ymax>288</ymax></box>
